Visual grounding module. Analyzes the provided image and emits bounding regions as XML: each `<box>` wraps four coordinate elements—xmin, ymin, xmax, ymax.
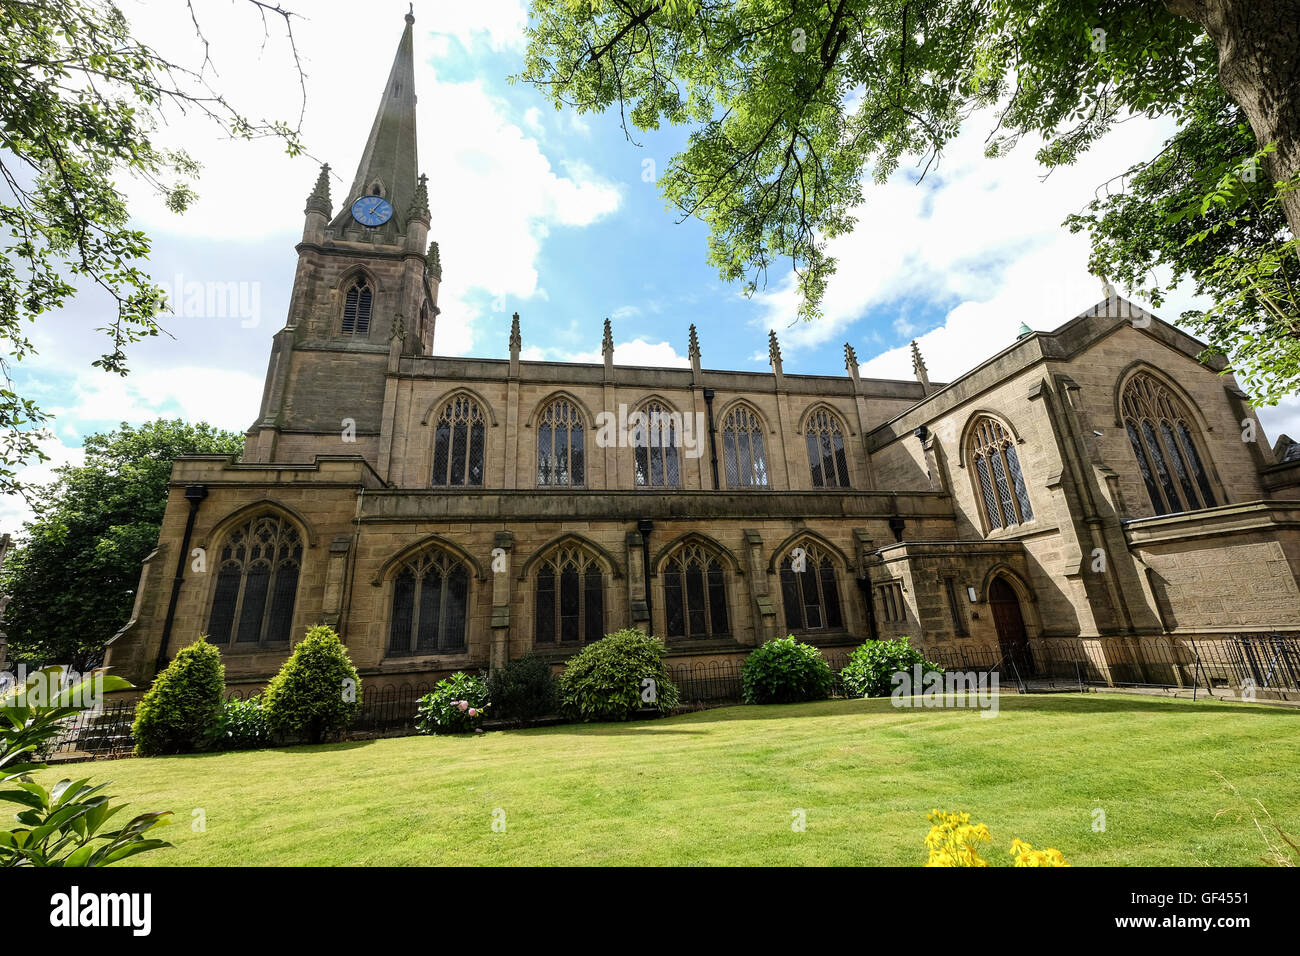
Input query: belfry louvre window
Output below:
<box><xmin>207</xmin><ymin>514</ymin><xmax>301</xmax><ymax>646</ymax></box>
<box><xmin>721</xmin><ymin>404</ymin><xmax>770</xmax><ymax>487</ymax></box>
<box><xmin>535</xmin><ymin>545</ymin><xmax>605</xmax><ymax>645</ymax></box>
<box><xmin>969</xmin><ymin>417</ymin><xmax>1033</xmax><ymax>529</ymax></box>
<box><xmin>341</xmin><ymin>280</ymin><xmax>373</xmax><ymax>335</ymax></box>
<box><xmin>633</xmin><ymin>401</ymin><xmax>681</xmax><ymax>487</ymax></box>
<box><xmin>431</xmin><ymin>396</ymin><xmax>486</xmax><ymax>486</ymax></box>
<box><xmin>877</xmin><ymin>581</ymin><xmax>906</xmax><ymax>624</ymax></box>
<box><xmin>387</xmin><ymin>548</ymin><xmax>469</xmax><ymax>656</ymax></box>
<box><xmin>779</xmin><ymin>543</ymin><xmax>844</xmax><ymax>632</ymax></box>
<box><xmin>662</xmin><ymin>542</ymin><xmax>730</xmax><ymax>639</ymax></box>
<box><xmin>805</xmin><ymin>408</ymin><xmax>851</xmax><ymax>488</ymax></box>
<box><xmin>1121</xmin><ymin>373</ymin><xmax>1217</xmax><ymax>516</ymax></box>
<box><xmin>537</xmin><ymin>398</ymin><xmax>584</xmax><ymax>486</ymax></box>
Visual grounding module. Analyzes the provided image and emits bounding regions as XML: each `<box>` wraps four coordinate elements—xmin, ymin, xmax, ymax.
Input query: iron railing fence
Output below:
<box><xmin>923</xmin><ymin>634</ymin><xmax>1300</xmax><ymax>696</ymax></box>
<box><xmin>36</xmin><ymin>635</ymin><xmax>1298</xmax><ymax>759</ymax></box>
<box><xmin>45</xmin><ymin>700</ymin><xmax>137</xmax><ymax>760</ymax></box>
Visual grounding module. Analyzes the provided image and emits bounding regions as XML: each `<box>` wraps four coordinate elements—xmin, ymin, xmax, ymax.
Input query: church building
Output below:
<box><xmin>105</xmin><ymin>11</ymin><xmax>1300</xmax><ymax>691</ymax></box>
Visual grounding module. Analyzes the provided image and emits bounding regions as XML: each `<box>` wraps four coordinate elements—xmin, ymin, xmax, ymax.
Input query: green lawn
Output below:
<box><xmin>47</xmin><ymin>694</ymin><xmax>1300</xmax><ymax>866</ymax></box>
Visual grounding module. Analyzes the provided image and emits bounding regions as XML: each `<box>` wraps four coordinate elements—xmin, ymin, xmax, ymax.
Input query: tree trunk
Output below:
<box><xmin>1166</xmin><ymin>0</ymin><xmax>1300</xmax><ymax>237</ymax></box>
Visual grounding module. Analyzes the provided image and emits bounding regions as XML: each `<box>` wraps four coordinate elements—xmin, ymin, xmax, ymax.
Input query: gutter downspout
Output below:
<box><xmin>155</xmin><ymin>484</ymin><xmax>208</xmax><ymax>676</ymax></box>
<box><xmin>702</xmin><ymin>387</ymin><xmax>719</xmax><ymax>490</ymax></box>
<box><xmin>637</xmin><ymin>518</ymin><xmax>654</xmax><ymax>632</ymax></box>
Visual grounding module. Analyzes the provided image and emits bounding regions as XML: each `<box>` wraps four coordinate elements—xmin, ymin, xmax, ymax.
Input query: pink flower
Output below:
<box><xmin>468</xmin><ymin>708</ymin><xmax>477</xmax><ymax>717</ymax></box>
<box><xmin>458</xmin><ymin>700</ymin><xmax>469</xmax><ymax>711</ymax></box>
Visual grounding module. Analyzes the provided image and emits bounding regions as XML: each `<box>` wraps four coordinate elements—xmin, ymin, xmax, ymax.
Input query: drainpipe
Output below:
<box><xmin>857</xmin><ymin>567</ymin><xmax>880</xmax><ymax>642</ymax></box>
<box><xmin>155</xmin><ymin>484</ymin><xmax>208</xmax><ymax>675</ymax></box>
<box><xmin>702</xmin><ymin>388</ymin><xmax>719</xmax><ymax>490</ymax></box>
<box><xmin>637</xmin><ymin>518</ymin><xmax>654</xmax><ymax>632</ymax></box>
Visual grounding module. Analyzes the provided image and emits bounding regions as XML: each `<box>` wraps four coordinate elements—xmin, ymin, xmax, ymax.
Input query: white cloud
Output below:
<box><xmin>752</xmin><ymin>106</ymin><xmax>1198</xmax><ymax>356</ymax></box>
<box><xmin>521</xmin><ymin>339</ymin><xmax>691</xmax><ymax>368</ymax></box>
<box><xmin>49</xmin><ymin>367</ymin><xmax>263</xmax><ymax>435</ymax></box>
<box><xmin>0</xmin><ymin>436</ymin><xmax>85</xmax><ymax>533</ymax></box>
<box><xmin>115</xmin><ymin>0</ymin><xmax>620</xmax><ymax>357</ymax></box>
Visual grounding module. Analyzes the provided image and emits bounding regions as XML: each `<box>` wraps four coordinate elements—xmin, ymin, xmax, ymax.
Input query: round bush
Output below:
<box><xmin>416</xmin><ymin>672</ymin><xmax>490</xmax><ymax>734</ymax></box>
<box><xmin>262</xmin><ymin>625</ymin><xmax>361</xmax><ymax>743</ymax></box>
<box><xmin>557</xmin><ymin>628</ymin><xmax>679</xmax><ymax>722</ymax></box>
<box><xmin>207</xmin><ymin>696</ymin><xmax>271</xmax><ymax>751</ymax></box>
<box><xmin>132</xmin><ymin>637</ymin><xmax>225</xmax><ymax>755</ymax></box>
<box><xmin>839</xmin><ymin>636</ymin><xmax>944</xmax><ymax>698</ymax></box>
<box><xmin>486</xmin><ymin>654</ymin><xmax>557</xmax><ymax>726</ymax></box>
<box><xmin>741</xmin><ymin>636</ymin><xmax>833</xmax><ymax>704</ymax></box>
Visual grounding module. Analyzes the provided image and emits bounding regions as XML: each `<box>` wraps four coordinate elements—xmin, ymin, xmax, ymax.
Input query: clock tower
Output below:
<box><xmin>245</xmin><ymin>7</ymin><xmax>440</xmax><ymax>465</ymax></box>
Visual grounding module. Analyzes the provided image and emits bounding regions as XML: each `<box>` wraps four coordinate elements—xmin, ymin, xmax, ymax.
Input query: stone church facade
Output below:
<box><xmin>105</xmin><ymin>12</ymin><xmax>1300</xmax><ymax>691</ymax></box>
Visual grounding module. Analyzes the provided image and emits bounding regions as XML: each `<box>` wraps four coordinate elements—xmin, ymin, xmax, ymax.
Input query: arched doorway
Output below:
<box><xmin>989</xmin><ymin>577</ymin><xmax>1035</xmax><ymax>677</ymax></box>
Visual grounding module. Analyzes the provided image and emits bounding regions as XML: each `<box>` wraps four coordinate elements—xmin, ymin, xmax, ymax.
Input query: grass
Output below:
<box><xmin>42</xmin><ymin>693</ymin><xmax>1300</xmax><ymax>866</ymax></box>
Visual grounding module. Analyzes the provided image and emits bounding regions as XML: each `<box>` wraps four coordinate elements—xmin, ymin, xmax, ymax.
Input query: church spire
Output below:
<box><xmin>333</xmin><ymin>10</ymin><xmax>420</xmax><ymax>231</ymax></box>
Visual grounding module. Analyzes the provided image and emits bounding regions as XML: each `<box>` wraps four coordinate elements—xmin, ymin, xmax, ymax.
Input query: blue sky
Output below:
<box><xmin>4</xmin><ymin>0</ymin><xmax>1297</xmax><ymax>529</ymax></box>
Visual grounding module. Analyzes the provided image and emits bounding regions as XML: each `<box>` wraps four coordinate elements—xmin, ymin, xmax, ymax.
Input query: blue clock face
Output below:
<box><xmin>351</xmin><ymin>195</ymin><xmax>394</xmax><ymax>227</ymax></box>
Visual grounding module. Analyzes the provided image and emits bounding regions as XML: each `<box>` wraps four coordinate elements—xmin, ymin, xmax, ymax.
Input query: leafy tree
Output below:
<box><xmin>0</xmin><ymin>419</ymin><xmax>243</xmax><ymax>669</ymax></box>
<box><xmin>521</xmin><ymin>0</ymin><xmax>1300</xmax><ymax>397</ymax></box>
<box><xmin>0</xmin><ymin>0</ymin><xmax>305</xmax><ymax>494</ymax></box>
<box><xmin>1068</xmin><ymin>83</ymin><xmax>1300</xmax><ymax>404</ymax></box>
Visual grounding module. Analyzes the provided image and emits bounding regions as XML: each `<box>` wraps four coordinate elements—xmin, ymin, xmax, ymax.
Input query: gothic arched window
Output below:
<box><xmin>387</xmin><ymin>547</ymin><xmax>469</xmax><ymax>656</ymax></box>
<box><xmin>537</xmin><ymin>398</ymin><xmax>585</xmax><ymax>486</ymax></box>
<box><xmin>721</xmin><ymin>404</ymin><xmax>770</xmax><ymax>488</ymax></box>
<box><xmin>778</xmin><ymin>541</ymin><xmax>843</xmax><ymax>632</ymax></box>
<box><xmin>431</xmin><ymin>395</ymin><xmax>486</xmax><ymax>486</ymax></box>
<box><xmin>633</xmin><ymin>401</ymin><xmax>681</xmax><ymax>487</ymax></box>
<box><xmin>968</xmin><ymin>417</ymin><xmax>1034</xmax><ymax>530</ymax></box>
<box><xmin>342</xmin><ymin>280</ymin><xmax>373</xmax><ymax>336</ymax></box>
<box><xmin>662</xmin><ymin>541</ymin><xmax>730</xmax><ymax>639</ymax></box>
<box><xmin>535</xmin><ymin>544</ymin><xmax>605</xmax><ymax>646</ymax></box>
<box><xmin>207</xmin><ymin>514</ymin><xmax>302</xmax><ymax>646</ymax></box>
<box><xmin>805</xmin><ymin>407</ymin><xmax>851</xmax><ymax>488</ymax></box>
<box><xmin>1121</xmin><ymin>373</ymin><xmax>1217</xmax><ymax>515</ymax></box>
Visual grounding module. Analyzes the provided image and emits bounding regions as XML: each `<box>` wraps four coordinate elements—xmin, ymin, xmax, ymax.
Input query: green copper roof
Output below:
<box><xmin>1016</xmin><ymin>321</ymin><xmax>1034</xmax><ymax>339</ymax></box>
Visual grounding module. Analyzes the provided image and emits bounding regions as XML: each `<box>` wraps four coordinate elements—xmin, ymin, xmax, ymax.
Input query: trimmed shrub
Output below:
<box><xmin>740</xmin><ymin>636</ymin><xmax>833</xmax><ymax>704</ymax></box>
<box><xmin>416</xmin><ymin>672</ymin><xmax>489</xmax><ymax>734</ymax></box>
<box><xmin>262</xmin><ymin>625</ymin><xmax>361</xmax><ymax>743</ymax></box>
<box><xmin>486</xmin><ymin>654</ymin><xmax>557</xmax><ymax>727</ymax></box>
<box><xmin>132</xmin><ymin>638</ymin><xmax>225</xmax><ymax>755</ymax></box>
<box><xmin>839</xmin><ymin>636</ymin><xmax>944</xmax><ymax>698</ymax></box>
<box><xmin>557</xmin><ymin>628</ymin><xmax>679</xmax><ymax>722</ymax></box>
<box><xmin>207</xmin><ymin>696</ymin><xmax>272</xmax><ymax>751</ymax></box>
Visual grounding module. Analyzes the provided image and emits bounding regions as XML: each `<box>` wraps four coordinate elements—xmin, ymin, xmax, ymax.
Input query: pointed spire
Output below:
<box><xmin>911</xmin><ymin>340</ymin><xmax>932</xmax><ymax>395</ymax></box>
<box><xmin>844</xmin><ymin>342</ymin><xmax>860</xmax><ymax>391</ymax></box>
<box><xmin>768</xmin><ymin>330</ymin><xmax>783</xmax><ymax>373</ymax></box>
<box><xmin>333</xmin><ymin>11</ymin><xmax>419</xmax><ymax>230</ymax></box>
<box><xmin>427</xmin><ymin>240</ymin><xmax>442</xmax><ymax>280</ymax></box>
<box><xmin>305</xmin><ymin>163</ymin><xmax>332</xmax><ymax>217</ymax></box>
<box><xmin>688</xmin><ymin>323</ymin><xmax>701</xmax><ymax>378</ymax></box>
<box><xmin>602</xmin><ymin>317</ymin><xmax>614</xmax><ymax>379</ymax></box>
<box><xmin>408</xmin><ymin>173</ymin><xmax>430</xmax><ymax>225</ymax></box>
<box><xmin>509</xmin><ymin>311</ymin><xmax>521</xmax><ymax>376</ymax></box>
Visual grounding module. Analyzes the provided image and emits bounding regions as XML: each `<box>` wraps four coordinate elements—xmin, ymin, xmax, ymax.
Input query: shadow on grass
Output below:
<box><xmin>129</xmin><ymin>692</ymin><xmax>1295</xmax><ymax>761</ymax></box>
